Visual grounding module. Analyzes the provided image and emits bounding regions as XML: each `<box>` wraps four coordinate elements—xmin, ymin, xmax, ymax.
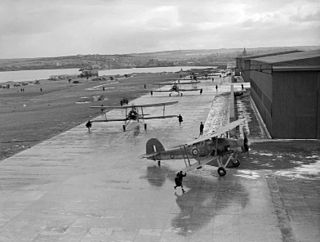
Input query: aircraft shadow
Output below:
<box><xmin>144</xmin><ymin>165</ymin><xmax>249</xmax><ymax>236</ymax></box>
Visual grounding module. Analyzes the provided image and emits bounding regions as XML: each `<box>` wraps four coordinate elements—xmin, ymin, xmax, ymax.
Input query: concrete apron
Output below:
<box><xmin>0</xmin><ymin>79</ymin><xmax>283</xmax><ymax>242</ymax></box>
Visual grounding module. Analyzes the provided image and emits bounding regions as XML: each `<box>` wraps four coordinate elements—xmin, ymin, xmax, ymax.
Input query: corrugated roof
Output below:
<box><xmin>252</xmin><ymin>49</ymin><xmax>320</xmax><ymax>64</ymax></box>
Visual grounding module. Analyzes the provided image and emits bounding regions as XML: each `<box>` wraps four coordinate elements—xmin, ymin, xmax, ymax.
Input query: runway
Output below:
<box><xmin>0</xmin><ymin>79</ymin><xmax>319</xmax><ymax>242</ymax></box>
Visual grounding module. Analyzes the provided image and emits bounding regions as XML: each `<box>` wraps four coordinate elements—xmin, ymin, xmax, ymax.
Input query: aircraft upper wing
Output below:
<box><xmin>178</xmin><ymin>88</ymin><xmax>202</xmax><ymax>91</ymax></box>
<box><xmin>141</xmin><ymin>114</ymin><xmax>178</xmax><ymax>120</ymax></box>
<box><xmin>133</xmin><ymin>101</ymin><xmax>178</xmax><ymax>108</ymax></box>
<box><xmin>181</xmin><ymin>119</ymin><xmax>246</xmax><ymax>146</ymax></box>
<box><xmin>175</xmin><ymin>81</ymin><xmax>200</xmax><ymax>85</ymax></box>
<box><xmin>90</xmin><ymin>101</ymin><xmax>178</xmax><ymax>109</ymax></box>
<box><xmin>153</xmin><ymin>81</ymin><xmax>200</xmax><ymax>85</ymax></box>
<box><xmin>90</xmin><ymin>106</ymin><xmax>110</xmax><ymax>111</ymax></box>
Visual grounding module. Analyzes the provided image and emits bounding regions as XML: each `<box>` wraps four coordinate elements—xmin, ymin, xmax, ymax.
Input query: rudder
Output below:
<box><xmin>146</xmin><ymin>138</ymin><xmax>165</xmax><ymax>155</ymax></box>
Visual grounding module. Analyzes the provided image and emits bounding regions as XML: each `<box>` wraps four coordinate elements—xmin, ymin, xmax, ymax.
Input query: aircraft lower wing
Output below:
<box><xmin>181</xmin><ymin>156</ymin><xmax>217</xmax><ymax>173</ymax></box>
<box><xmin>142</xmin><ymin>115</ymin><xmax>178</xmax><ymax>120</ymax></box>
<box><xmin>91</xmin><ymin>118</ymin><xmax>127</xmax><ymax>122</ymax></box>
<box><xmin>151</xmin><ymin>90</ymin><xmax>174</xmax><ymax>93</ymax></box>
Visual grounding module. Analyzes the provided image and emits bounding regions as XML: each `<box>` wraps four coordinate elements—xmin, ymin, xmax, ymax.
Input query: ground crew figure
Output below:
<box><xmin>243</xmin><ymin>132</ymin><xmax>249</xmax><ymax>156</ymax></box>
<box><xmin>241</xmin><ymin>84</ymin><xmax>244</xmax><ymax>90</ymax></box>
<box><xmin>150</xmin><ymin>90</ymin><xmax>153</xmax><ymax>96</ymax></box>
<box><xmin>40</xmin><ymin>88</ymin><xmax>43</xmax><ymax>92</ymax></box>
<box><xmin>178</xmin><ymin>114</ymin><xmax>183</xmax><ymax>126</ymax></box>
<box><xmin>215</xmin><ymin>85</ymin><xmax>218</xmax><ymax>92</ymax></box>
<box><xmin>199</xmin><ymin>122</ymin><xmax>204</xmax><ymax>136</ymax></box>
<box><xmin>174</xmin><ymin>171</ymin><xmax>187</xmax><ymax>193</ymax></box>
<box><xmin>200</xmin><ymin>89</ymin><xmax>203</xmax><ymax>95</ymax></box>
<box><xmin>85</xmin><ymin>120</ymin><xmax>92</xmax><ymax>133</ymax></box>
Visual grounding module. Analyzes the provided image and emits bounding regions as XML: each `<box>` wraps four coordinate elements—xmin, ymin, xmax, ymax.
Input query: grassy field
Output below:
<box><xmin>0</xmin><ymin>72</ymin><xmax>181</xmax><ymax>161</ymax></box>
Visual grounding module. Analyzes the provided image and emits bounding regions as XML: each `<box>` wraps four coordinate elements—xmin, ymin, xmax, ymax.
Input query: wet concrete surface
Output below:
<box><xmin>0</xmin><ymin>78</ymin><xmax>319</xmax><ymax>241</ymax></box>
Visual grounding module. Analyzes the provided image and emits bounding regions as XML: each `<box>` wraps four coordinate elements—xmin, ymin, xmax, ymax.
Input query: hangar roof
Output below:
<box><xmin>252</xmin><ymin>49</ymin><xmax>320</xmax><ymax>64</ymax></box>
<box><xmin>238</xmin><ymin>50</ymin><xmax>301</xmax><ymax>60</ymax></box>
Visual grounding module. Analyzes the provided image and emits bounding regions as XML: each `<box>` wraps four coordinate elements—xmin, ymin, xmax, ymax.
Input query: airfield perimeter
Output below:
<box><xmin>0</xmin><ymin>76</ymin><xmax>319</xmax><ymax>241</ymax></box>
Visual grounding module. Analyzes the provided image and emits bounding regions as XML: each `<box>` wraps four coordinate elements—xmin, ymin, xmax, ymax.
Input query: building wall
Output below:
<box><xmin>249</xmin><ymin>70</ymin><xmax>273</xmax><ymax>134</ymax></box>
<box><xmin>272</xmin><ymin>71</ymin><xmax>320</xmax><ymax>138</ymax></box>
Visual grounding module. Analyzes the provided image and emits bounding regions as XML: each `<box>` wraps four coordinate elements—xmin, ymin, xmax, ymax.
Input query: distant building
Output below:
<box><xmin>236</xmin><ymin>49</ymin><xmax>320</xmax><ymax>139</ymax></box>
<box><xmin>79</xmin><ymin>68</ymin><xmax>99</xmax><ymax>78</ymax></box>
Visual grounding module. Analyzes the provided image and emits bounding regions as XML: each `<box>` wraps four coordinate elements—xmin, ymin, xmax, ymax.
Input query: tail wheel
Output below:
<box><xmin>232</xmin><ymin>159</ymin><xmax>240</xmax><ymax>167</ymax></box>
<box><xmin>122</xmin><ymin>125</ymin><xmax>126</xmax><ymax>132</ymax></box>
<box><xmin>217</xmin><ymin>167</ymin><xmax>226</xmax><ymax>176</ymax></box>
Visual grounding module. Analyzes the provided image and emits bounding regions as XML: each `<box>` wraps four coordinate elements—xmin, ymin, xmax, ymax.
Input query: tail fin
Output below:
<box><xmin>146</xmin><ymin>138</ymin><xmax>165</xmax><ymax>155</ymax></box>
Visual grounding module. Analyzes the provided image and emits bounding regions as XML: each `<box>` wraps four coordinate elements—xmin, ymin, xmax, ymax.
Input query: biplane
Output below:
<box><xmin>90</xmin><ymin>101</ymin><xmax>179</xmax><ymax>131</ymax></box>
<box><xmin>143</xmin><ymin>119</ymin><xmax>249</xmax><ymax>176</ymax></box>
<box><xmin>151</xmin><ymin>82</ymin><xmax>203</xmax><ymax>96</ymax></box>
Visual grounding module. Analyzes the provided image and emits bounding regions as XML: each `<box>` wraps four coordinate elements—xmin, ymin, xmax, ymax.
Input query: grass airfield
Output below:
<box><xmin>0</xmin><ymin>76</ymin><xmax>319</xmax><ymax>242</ymax></box>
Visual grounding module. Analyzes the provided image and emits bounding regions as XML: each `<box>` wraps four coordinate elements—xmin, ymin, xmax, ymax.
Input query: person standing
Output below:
<box><xmin>178</xmin><ymin>114</ymin><xmax>183</xmax><ymax>126</ymax></box>
<box><xmin>199</xmin><ymin>122</ymin><xmax>204</xmax><ymax>136</ymax></box>
<box><xmin>85</xmin><ymin>120</ymin><xmax>92</xmax><ymax>133</ymax></box>
<box><xmin>174</xmin><ymin>171</ymin><xmax>187</xmax><ymax>193</ymax></box>
<box><xmin>215</xmin><ymin>85</ymin><xmax>218</xmax><ymax>92</ymax></box>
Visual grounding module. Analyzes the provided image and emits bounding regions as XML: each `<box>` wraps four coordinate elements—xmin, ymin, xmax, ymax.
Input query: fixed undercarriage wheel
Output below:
<box><xmin>232</xmin><ymin>159</ymin><xmax>240</xmax><ymax>168</ymax></box>
<box><xmin>217</xmin><ymin>167</ymin><xmax>226</xmax><ymax>176</ymax></box>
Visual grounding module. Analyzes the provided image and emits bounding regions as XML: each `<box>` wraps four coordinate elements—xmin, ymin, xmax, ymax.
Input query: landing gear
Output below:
<box><xmin>122</xmin><ymin>125</ymin><xmax>126</xmax><ymax>132</ymax></box>
<box><xmin>158</xmin><ymin>160</ymin><xmax>161</xmax><ymax>167</ymax></box>
<box><xmin>217</xmin><ymin>167</ymin><xmax>226</xmax><ymax>176</ymax></box>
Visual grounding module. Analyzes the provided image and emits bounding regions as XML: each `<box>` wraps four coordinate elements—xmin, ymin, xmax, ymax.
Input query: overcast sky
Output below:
<box><xmin>0</xmin><ymin>0</ymin><xmax>319</xmax><ymax>58</ymax></box>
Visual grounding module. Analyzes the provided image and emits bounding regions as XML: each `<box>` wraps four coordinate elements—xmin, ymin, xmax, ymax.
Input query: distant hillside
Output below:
<box><xmin>0</xmin><ymin>46</ymin><xmax>318</xmax><ymax>71</ymax></box>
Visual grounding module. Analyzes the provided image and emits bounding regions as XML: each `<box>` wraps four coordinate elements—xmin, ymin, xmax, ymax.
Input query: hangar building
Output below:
<box><xmin>236</xmin><ymin>50</ymin><xmax>320</xmax><ymax>139</ymax></box>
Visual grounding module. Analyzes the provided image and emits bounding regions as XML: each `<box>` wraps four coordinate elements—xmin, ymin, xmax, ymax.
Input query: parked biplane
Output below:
<box><xmin>143</xmin><ymin>119</ymin><xmax>249</xmax><ymax>176</ymax></box>
<box><xmin>90</xmin><ymin>101</ymin><xmax>179</xmax><ymax>131</ymax></box>
<box><xmin>151</xmin><ymin>82</ymin><xmax>202</xmax><ymax>96</ymax></box>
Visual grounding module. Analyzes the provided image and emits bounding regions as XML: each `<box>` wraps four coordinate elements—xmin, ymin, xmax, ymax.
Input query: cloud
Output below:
<box><xmin>0</xmin><ymin>0</ymin><xmax>319</xmax><ymax>58</ymax></box>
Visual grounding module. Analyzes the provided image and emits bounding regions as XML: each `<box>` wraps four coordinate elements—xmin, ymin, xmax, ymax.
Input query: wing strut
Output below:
<box><xmin>180</xmin><ymin>145</ymin><xmax>191</xmax><ymax>168</ymax></box>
